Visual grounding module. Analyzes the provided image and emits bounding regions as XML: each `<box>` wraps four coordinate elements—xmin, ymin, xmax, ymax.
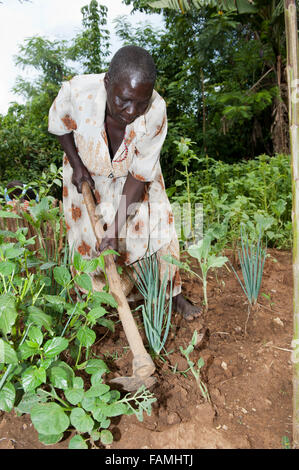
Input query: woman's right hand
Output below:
<box><xmin>57</xmin><ymin>133</ymin><xmax>95</xmax><ymax>194</ymax></box>
<box><xmin>72</xmin><ymin>163</ymin><xmax>95</xmax><ymax>194</ymax></box>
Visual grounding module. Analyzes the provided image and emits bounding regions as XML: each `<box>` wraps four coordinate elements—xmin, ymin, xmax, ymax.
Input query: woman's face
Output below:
<box><xmin>104</xmin><ymin>72</ymin><xmax>154</xmax><ymax>127</ymax></box>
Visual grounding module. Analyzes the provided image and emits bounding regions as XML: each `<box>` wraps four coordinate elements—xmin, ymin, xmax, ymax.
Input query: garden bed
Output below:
<box><xmin>0</xmin><ymin>248</ymin><xmax>293</xmax><ymax>449</ymax></box>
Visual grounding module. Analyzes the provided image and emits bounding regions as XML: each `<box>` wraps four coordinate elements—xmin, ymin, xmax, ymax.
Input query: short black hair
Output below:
<box><xmin>108</xmin><ymin>45</ymin><xmax>157</xmax><ymax>85</ymax></box>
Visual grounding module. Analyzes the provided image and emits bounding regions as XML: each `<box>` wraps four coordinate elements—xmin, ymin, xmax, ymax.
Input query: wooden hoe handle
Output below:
<box><xmin>81</xmin><ymin>182</ymin><xmax>155</xmax><ymax>379</ymax></box>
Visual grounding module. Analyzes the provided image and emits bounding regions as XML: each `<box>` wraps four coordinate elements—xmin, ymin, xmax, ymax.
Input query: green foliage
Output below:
<box><xmin>68</xmin><ymin>1</ymin><xmax>110</xmax><ymax>74</ymax></box>
<box><xmin>147</xmin><ymin>0</ymin><xmax>257</xmax><ymax>13</ymax></box>
<box><xmin>169</xmin><ymin>140</ymin><xmax>292</xmax><ymax>251</ymax></box>
<box><xmin>0</xmin><ymin>1</ymin><xmax>112</xmax><ymax>187</ymax></box>
<box><xmin>132</xmin><ymin>254</ymin><xmax>173</xmax><ymax>356</ymax></box>
<box><xmin>0</xmin><ymin>198</ymin><xmax>156</xmax><ymax>448</ymax></box>
<box><xmin>180</xmin><ymin>330</ymin><xmax>210</xmax><ymax>401</ymax></box>
<box><xmin>231</xmin><ymin>225</ymin><xmax>267</xmax><ymax>306</ymax></box>
<box><xmin>187</xmin><ymin>235</ymin><xmax>228</xmax><ymax>309</ymax></box>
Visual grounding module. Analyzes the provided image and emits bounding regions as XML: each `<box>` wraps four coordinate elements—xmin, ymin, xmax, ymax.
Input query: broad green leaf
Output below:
<box><xmin>81</xmin><ymin>396</ymin><xmax>98</xmax><ymax>412</ymax></box>
<box><xmin>0</xmin><ymin>382</ymin><xmax>16</xmax><ymax>412</ymax></box>
<box><xmin>0</xmin><ymin>294</ymin><xmax>17</xmax><ymax>335</ymax></box>
<box><xmin>85</xmin><ymin>359</ymin><xmax>109</xmax><ymax>375</ymax></box>
<box><xmin>0</xmin><ymin>261</ymin><xmax>16</xmax><ymax>276</ymax></box>
<box><xmin>70</xmin><ymin>407</ymin><xmax>94</xmax><ymax>433</ymax></box>
<box><xmin>83</xmin><ymin>258</ymin><xmax>99</xmax><ymax>273</ymax></box>
<box><xmin>53</xmin><ymin>266</ymin><xmax>71</xmax><ymax>287</ymax></box>
<box><xmin>5</xmin><ymin>247</ymin><xmax>24</xmax><ymax>259</ymax></box>
<box><xmin>68</xmin><ymin>435</ymin><xmax>88</xmax><ymax>449</ymax></box>
<box><xmin>21</xmin><ymin>366</ymin><xmax>46</xmax><ymax>392</ymax></box>
<box><xmin>73</xmin><ymin>376</ymin><xmax>84</xmax><ymax>389</ymax></box>
<box><xmin>77</xmin><ymin>326</ymin><xmax>96</xmax><ymax>348</ymax></box>
<box><xmin>64</xmin><ymin>388</ymin><xmax>85</xmax><ymax>405</ymax></box>
<box><xmin>86</xmin><ymin>306</ymin><xmax>107</xmax><ymax>324</ymax></box>
<box><xmin>26</xmin><ymin>306</ymin><xmax>53</xmax><ymax>333</ymax></box>
<box><xmin>43</xmin><ymin>337</ymin><xmax>68</xmax><ymax>358</ymax></box>
<box><xmin>97</xmin><ymin>318</ymin><xmax>115</xmax><ymax>332</ymax></box>
<box><xmin>90</xmin><ymin>430</ymin><xmax>101</xmax><ymax>441</ymax></box>
<box><xmin>38</xmin><ymin>433</ymin><xmax>63</xmax><ymax>445</ymax></box>
<box><xmin>31</xmin><ymin>402</ymin><xmax>70</xmax><ymax>435</ymax></box>
<box><xmin>99</xmin><ymin>417</ymin><xmax>111</xmax><ymax>429</ymax></box>
<box><xmin>104</xmin><ymin>402</ymin><xmax>130</xmax><ymax>417</ymax></box>
<box><xmin>0</xmin><ymin>338</ymin><xmax>18</xmax><ymax>364</ymax></box>
<box><xmin>44</xmin><ymin>295</ymin><xmax>67</xmax><ymax>306</ymax></box>
<box><xmin>48</xmin><ymin>365</ymin><xmax>73</xmax><ymax>390</ymax></box>
<box><xmin>73</xmin><ymin>251</ymin><xmax>86</xmax><ymax>272</ymax></box>
<box><xmin>91</xmin><ymin>291</ymin><xmax>117</xmax><ymax>308</ymax></box>
<box><xmin>75</xmin><ymin>273</ymin><xmax>92</xmax><ymax>292</ymax></box>
<box><xmin>84</xmin><ymin>383</ymin><xmax>110</xmax><ymax>398</ymax></box>
<box><xmin>15</xmin><ymin>390</ymin><xmax>47</xmax><ymax>415</ymax></box>
<box><xmin>100</xmin><ymin>429</ymin><xmax>113</xmax><ymax>445</ymax></box>
<box><xmin>207</xmin><ymin>255</ymin><xmax>228</xmax><ymax>270</ymax></box>
<box><xmin>90</xmin><ymin>370</ymin><xmax>109</xmax><ymax>385</ymax></box>
<box><xmin>18</xmin><ymin>341</ymin><xmax>40</xmax><ymax>360</ymax></box>
<box><xmin>28</xmin><ymin>326</ymin><xmax>44</xmax><ymax>347</ymax></box>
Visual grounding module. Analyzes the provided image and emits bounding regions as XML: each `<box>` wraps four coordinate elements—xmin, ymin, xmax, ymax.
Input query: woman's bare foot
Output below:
<box><xmin>172</xmin><ymin>293</ymin><xmax>202</xmax><ymax>321</ymax></box>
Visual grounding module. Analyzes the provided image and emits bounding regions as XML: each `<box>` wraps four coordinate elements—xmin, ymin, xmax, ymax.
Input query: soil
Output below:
<box><xmin>0</xmin><ymin>248</ymin><xmax>293</xmax><ymax>449</ymax></box>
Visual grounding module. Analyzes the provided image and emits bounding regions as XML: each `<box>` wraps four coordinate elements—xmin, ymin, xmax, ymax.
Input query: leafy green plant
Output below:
<box><xmin>231</xmin><ymin>225</ymin><xmax>267</xmax><ymax>333</ymax></box>
<box><xmin>165</xmin><ymin>234</ymin><xmax>228</xmax><ymax>312</ymax></box>
<box><xmin>0</xmin><ymin>200</ymin><xmax>157</xmax><ymax>448</ymax></box>
<box><xmin>180</xmin><ymin>330</ymin><xmax>210</xmax><ymax>402</ymax></box>
<box><xmin>132</xmin><ymin>253</ymin><xmax>173</xmax><ymax>356</ymax></box>
<box><xmin>163</xmin><ymin>234</ymin><xmax>228</xmax><ymax>312</ymax></box>
<box><xmin>15</xmin><ymin>364</ymin><xmax>155</xmax><ymax>449</ymax></box>
<box><xmin>187</xmin><ymin>235</ymin><xmax>228</xmax><ymax>311</ymax></box>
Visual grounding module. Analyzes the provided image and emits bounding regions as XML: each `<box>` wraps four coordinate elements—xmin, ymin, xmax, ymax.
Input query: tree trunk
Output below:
<box><xmin>271</xmin><ymin>54</ymin><xmax>290</xmax><ymax>154</ymax></box>
<box><xmin>284</xmin><ymin>0</ymin><xmax>299</xmax><ymax>448</ymax></box>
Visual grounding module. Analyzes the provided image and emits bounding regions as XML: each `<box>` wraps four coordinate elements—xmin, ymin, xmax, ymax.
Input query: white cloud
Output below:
<box><xmin>0</xmin><ymin>0</ymin><xmax>163</xmax><ymax>114</ymax></box>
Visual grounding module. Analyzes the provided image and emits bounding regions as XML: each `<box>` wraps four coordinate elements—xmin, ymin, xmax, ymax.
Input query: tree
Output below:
<box><xmin>13</xmin><ymin>37</ymin><xmax>73</xmax><ymax>100</ymax></box>
<box><xmin>147</xmin><ymin>0</ymin><xmax>257</xmax><ymax>14</ymax></box>
<box><xmin>68</xmin><ymin>0</ymin><xmax>110</xmax><ymax>74</ymax></box>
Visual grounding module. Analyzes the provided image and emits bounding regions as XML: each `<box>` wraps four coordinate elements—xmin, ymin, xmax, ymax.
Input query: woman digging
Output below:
<box><xmin>48</xmin><ymin>45</ymin><xmax>201</xmax><ymax>322</ymax></box>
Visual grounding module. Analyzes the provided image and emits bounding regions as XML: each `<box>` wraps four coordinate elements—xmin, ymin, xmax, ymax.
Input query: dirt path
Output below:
<box><xmin>0</xmin><ymin>248</ymin><xmax>293</xmax><ymax>449</ymax></box>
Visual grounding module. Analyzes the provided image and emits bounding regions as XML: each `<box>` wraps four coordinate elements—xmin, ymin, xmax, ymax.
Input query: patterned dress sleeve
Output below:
<box><xmin>48</xmin><ymin>80</ymin><xmax>78</xmax><ymax>136</ymax></box>
<box><xmin>129</xmin><ymin>97</ymin><xmax>167</xmax><ymax>182</ymax></box>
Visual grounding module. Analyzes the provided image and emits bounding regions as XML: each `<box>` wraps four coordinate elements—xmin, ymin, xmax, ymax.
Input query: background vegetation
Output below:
<box><xmin>0</xmin><ymin>0</ymin><xmax>294</xmax><ymax>248</ymax></box>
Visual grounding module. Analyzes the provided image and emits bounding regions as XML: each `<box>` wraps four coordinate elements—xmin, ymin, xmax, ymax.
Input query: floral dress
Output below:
<box><xmin>48</xmin><ymin>73</ymin><xmax>181</xmax><ymax>297</ymax></box>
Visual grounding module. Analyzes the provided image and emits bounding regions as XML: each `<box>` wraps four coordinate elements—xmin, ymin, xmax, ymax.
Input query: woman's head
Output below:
<box><xmin>104</xmin><ymin>46</ymin><xmax>157</xmax><ymax>126</ymax></box>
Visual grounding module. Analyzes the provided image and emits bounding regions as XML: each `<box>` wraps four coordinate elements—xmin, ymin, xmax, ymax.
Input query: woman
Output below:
<box><xmin>48</xmin><ymin>45</ymin><xmax>201</xmax><ymax>321</ymax></box>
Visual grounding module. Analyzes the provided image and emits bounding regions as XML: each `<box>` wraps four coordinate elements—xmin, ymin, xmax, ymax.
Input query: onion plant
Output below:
<box><xmin>231</xmin><ymin>225</ymin><xmax>267</xmax><ymax>333</ymax></box>
<box><xmin>132</xmin><ymin>254</ymin><xmax>173</xmax><ymax>357</ymax></box>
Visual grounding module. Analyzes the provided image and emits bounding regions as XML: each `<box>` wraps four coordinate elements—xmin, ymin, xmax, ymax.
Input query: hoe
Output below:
<box><xmin>81</xmin><ymin>181</ymin><xmax>156</xmax><ymax>392</ymax></box>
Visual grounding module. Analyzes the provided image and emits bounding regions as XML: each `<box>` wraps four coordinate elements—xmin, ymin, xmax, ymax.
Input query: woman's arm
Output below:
<box><xmin>99</xmin><ymin>172</ymin><xmax>146</xmax><ymax>253</ymax></box>
<box><xmin>58</xmin><ymin>133</ymin><xmax>95</xmax><ymax>193</ymax></box>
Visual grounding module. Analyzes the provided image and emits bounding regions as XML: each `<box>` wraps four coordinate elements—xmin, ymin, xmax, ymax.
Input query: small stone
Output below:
<box><xmin>221</xmin><ymin>361</ymin><xmax>228</xmax><ymax>371</ymax></box>
<box><xmin>234</xmin><ymin>326</ymin><xmax>242</xmax><ymax>333</ymax></box>
<box><xmin>222</xmin><ymin>425</ymin><xmax>228</xmax><ymax>431</ymax></box>
<box><xmin>167</xmin><ymin>412</ymin><xmax>181</xmax><ymax>425</ymax></box>
<box><xmin>252</xmin><ymin>408</ymin><xmax>256</xmax><ymax>412</ymax></box>
<box><xmin>241</xmin><ymin>408</ymin><xmax>248</xmax><ymax>414</ymax></box>
<box><xmin>23</xmin><ymin>424</ymin><xmax>27</xmax><ymax>430</ymax></box>
<box><xmin>273</xmin><ymin>317</ymin><xmax>284</xmax><ymax>327</ymax></box>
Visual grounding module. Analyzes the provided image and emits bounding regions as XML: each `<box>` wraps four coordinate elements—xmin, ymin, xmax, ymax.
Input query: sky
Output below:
<box><xmin>0</xmin><ymin>0</ymin><xmax>163</xmax><ymax>114</ymax></box>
